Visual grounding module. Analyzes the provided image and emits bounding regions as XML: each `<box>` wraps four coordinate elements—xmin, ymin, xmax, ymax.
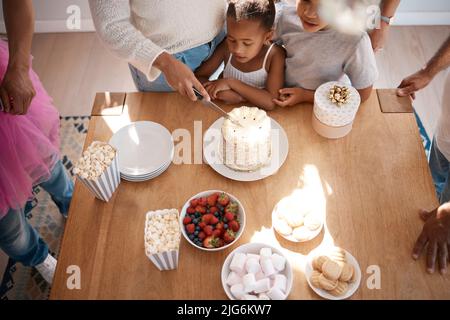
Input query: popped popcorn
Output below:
<box><xmin>144</xmin><ymin>209</ymin><xmax>181</xmax><ymax>255</ymax></box>
<box><xmin>73</xmin><ymin>141</ymin><xmax>116</xmax><ymax>180</ymax></box>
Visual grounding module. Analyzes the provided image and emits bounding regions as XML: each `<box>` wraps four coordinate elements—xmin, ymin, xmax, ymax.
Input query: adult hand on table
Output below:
<box><xmin>0</xmin><ymin>66</ymin><xmax>35</xmax><ymax>115</ymax></box>
<box><xmin>396</xmin><ymin>69</ymin><xmax>433</xmax><ymax>100</ymax></box>
<box><xmin>154</xmin><ymin>52</ymin><xmax>209</xmax><ymax>102</ymax></box>
<box><xmin>412</xmin><ymin>203</ymin><xmax>450</xmax><ymax>274</ymax></box>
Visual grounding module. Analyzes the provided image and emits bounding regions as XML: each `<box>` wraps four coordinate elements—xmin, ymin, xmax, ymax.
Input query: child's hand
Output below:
<box><xmin>204</xmin><ymin>79</ymin><xmax>231</xmax><ymax>99</ymax></box>
<box><xmin>273</xmin><ymin>88</ymin><xmax>304</xmax><ymax>107</ymax></box>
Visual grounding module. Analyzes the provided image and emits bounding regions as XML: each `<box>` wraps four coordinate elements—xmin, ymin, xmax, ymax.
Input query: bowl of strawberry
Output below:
<box><xmin>180</xmin><ymin>190</ymin><xmax>245</xmax><ymax>251</ymax></box>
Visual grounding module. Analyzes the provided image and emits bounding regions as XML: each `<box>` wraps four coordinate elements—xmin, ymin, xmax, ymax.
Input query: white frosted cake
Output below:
<box><xmin>221</xmin><ymin>106</ymin><xmax>272</xmax><ymax>171</ymax></box>
<box><xmin>312</xmin><ymin>81</ymin><xmax>361</xmax><ymax>139</ymax></box>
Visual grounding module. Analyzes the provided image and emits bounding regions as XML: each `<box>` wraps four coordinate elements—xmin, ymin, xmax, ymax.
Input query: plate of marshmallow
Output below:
<box><xmin>221</xmin><ymin>243</ymin><xmax>293</xmax><ymax>300</ymax></box>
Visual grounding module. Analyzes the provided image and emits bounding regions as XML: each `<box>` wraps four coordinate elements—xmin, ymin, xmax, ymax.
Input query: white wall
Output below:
<box><xmin>0</xmin><ymin>1</ymin><xmax>449</xmax><ymax>32</ymax></box>
<box><xmin>396</xmin><ymin>0</ymin><xmax>450</xmax><ymax>25</ymax></box>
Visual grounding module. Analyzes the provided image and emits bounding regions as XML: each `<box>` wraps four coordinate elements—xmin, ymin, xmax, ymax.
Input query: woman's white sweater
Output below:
<box><xmin>89</xmin><ymin>0</ymin><xmax>226</xmax><ymax>81</ymax></box>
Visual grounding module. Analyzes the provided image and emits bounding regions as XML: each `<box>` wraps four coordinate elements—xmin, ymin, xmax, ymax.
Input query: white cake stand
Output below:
<box><xmin>203</xmin><ymin>117</ymin><xmax>289</xmax><ymax>182</ymax></box>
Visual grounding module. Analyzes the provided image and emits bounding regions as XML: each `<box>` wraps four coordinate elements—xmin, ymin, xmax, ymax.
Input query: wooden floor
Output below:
<box><xmin>31</xmin><ymin>26</ymin><xmax>450</xmax><ymax>137</ymax></box>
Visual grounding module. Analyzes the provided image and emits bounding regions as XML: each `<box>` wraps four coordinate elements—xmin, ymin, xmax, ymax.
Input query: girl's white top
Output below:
<box><xmin>223</xmin><ymin>44</ymin><xmax>275</xmax><ymax>89</ymax></box>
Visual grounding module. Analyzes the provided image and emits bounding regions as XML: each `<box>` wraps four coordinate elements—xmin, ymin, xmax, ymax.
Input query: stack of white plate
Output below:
<box><xmin>109</xmin><ymin>121</ymin><xmax>174</xmax><ymax>182</ymax></box>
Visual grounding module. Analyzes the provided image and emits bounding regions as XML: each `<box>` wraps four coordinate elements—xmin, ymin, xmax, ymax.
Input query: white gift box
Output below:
<box><xmin>76</xmin><ymin>152</ymin><xmax>120</xmax><ymax>202</ymax></box>
<box><xmin>144</xmin><ymin>209</ymin><xmax>181</xmax><ymax>271</ymax></box>
<box><xmin>312</xmin><ymin>81</ymin><xmax>361</xmax><ymax>139</ymax></box>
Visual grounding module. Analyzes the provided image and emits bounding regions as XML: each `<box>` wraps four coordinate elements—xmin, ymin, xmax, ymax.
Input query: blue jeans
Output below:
<box><xmin>429</xmin><ymin>138</ymin><xmax>450</xmax><ymax>204</ymax></box>
<box><xmin>0</xmin><ymin>160</ymin><xmax>73</xmax><ymax>266</ymax></box>
<box><xmin>129</xmin><ymin>30</ymin><xmax>226</xmax><ymax>92</ymax></box>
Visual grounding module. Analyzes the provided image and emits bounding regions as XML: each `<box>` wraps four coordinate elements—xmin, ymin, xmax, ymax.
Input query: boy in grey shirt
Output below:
<box><xmin>274</xmin><ymin>0</ymin><xmax>378</xmax><ymax>106</ymax></box>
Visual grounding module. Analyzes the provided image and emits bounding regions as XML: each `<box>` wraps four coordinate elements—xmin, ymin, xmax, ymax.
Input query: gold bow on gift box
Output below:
<box><xmin>328</xmin><ymin>85</ymin><xmax>350</xmax><ymax>106</ymax></box>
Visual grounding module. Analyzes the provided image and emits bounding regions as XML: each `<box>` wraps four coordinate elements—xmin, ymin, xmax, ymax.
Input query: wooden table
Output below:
<box><xmin>50</xmin><ymin>91</ymin><xmax>450</xmax><ymax>299</ymax></box>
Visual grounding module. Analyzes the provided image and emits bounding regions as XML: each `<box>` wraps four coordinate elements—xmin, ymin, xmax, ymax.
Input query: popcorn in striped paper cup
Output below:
<box><xmin>145</xmin><ymin>209</ymin><xmax>181</xmax><ymax>271</ymax></box>
<box><xmin>73</xmin><ymin>141</ymin><xmax>120</xmax><ymax>202</ymax></box>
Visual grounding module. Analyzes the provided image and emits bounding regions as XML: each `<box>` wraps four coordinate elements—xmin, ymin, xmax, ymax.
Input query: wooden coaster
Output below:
<box><xmin>376</xmin><ymin>89</ymin><xmax>413</xmax><ymax>113</ymax></box>
<box><xmin>91</xmin><ymin>92</ymin><xmax>126</xmax><ymax>116</ymax></box>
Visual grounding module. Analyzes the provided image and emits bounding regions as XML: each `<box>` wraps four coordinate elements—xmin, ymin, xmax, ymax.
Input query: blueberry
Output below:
<box><xmin>195</xmin><ymin>226</ymin><xmax>201</xmax><ymax>231</ymax></box>
<box><xmin>194</xmin><ymin>231</ymin><xmax>199</xmax><ymax>236</ymax></box>
<box><xmin>214</xmin><ymin>212</ymin><xmax>219</xmax><ymax>217</ymax></box>
<box><xmin>223</xmin><ymin>218</ymin><xmax>228</xmax><ymax>223</ymax></box>
<box><xmin>195</xmin><ymin>213</ymin><xmax>201</xmax><ymax>218</ymax></box>
<box><xmin>224</xmin><ymin>224</ymin><xmax>228</xmax><ymax>229</ymax></box>
<box><xmin>188</xmin><ymin>234</ymin><xmax>195</xmax><ymax>240</ymax></box>
<box><xmin>193</xmin><ymin>218</ymin><xmax>199</xmax><ymax>224</ymax></box>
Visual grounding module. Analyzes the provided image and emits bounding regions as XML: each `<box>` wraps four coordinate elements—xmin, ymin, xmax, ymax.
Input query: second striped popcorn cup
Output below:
<box><xmin>144</xmin><ymin>209</ymin><xmax>181</xmax><ymax>271</ymax></box>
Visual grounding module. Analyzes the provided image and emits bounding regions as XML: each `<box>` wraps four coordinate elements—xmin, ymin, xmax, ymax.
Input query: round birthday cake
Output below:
<box><xmin>221</xmin><ymin>106</ymin><xmax>272</xmax><ymax>172</ymax></box>
<box><xmin>312</xmin><ymin>81</ymin><xmax>361</xmax><ymax>139</ymax></box>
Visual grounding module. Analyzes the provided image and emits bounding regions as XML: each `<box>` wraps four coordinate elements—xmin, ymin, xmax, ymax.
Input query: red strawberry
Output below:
<box><xmin>186</xmin><ymin>207</ymin><xmax>195</xmax><ymax>214</ymax></box>
<box><xmin>186</xmin><ymin>223</ymin><xmax>195</xmax><ymax>234</ymax></box>
<box><xmin>199</xmin><ymin>197</ymin><xmax>208</xmax><ymax>206</ymax></box>
<box><xmin>218</xmin><ymin>193</ymin><xmax>230</xmax><ymax>206</ymax></box>
<box><xmin>198</xmin><ymin>231</ymin><xmax>206</xmax><ymax>240</ymax></box>
<box><xmin>224</xmin><ymin>212</ymin><xmax>235</xmax><ymax>222</ymax></box>
<box><xmin>210</xmin><ymin>216</ymin><xmax>219</xmax><ymax>225</ymax></box>
<box><xmin>207</xmin><ymin>193</ymin><xmax>218</xmax><ymax>206</ymax></box>
<box><xmin>182</xmin><ymin>216</ymin><xmax>192</xmax><ymax>225</ymax></box>
<box><xmin>203</xmin><ymin>236</ymin><xmax>220</xmax><ymax>248</ymax></box>
<box><xmin>202</xmin><ymin>214</ymin><xmax>215</xmax><ymax>224</ymax></box>
<box><xmin>199</xmin><ymin>222</ymin><xmax>206</xmax><ymax>229</ymax></box>
<box><xmin>203</xmin><ymin>225</ymin><xmax>214</xmax><ymax>236</ymax></box>
<box><xmin>223</xmin><ymin>230</ymin><xmax>236</xmax><ymax>243</ymax></box>
<box><xmin>228</xmin><ymin>220</ymin><xmax>240</xmax><ymax>232</ymax></box>
<box><xmin>209</xmin><ymin>206</ymin><xmax>218</xmax><ymax>214</ymax></box>
<box><xmin>216</xmin><ymin>222</ymin><xmax>224</xmax><ymax>231</ymax></box>
<box><xmin>195</xmin><ymin>206</ymin><xmax>206</xmax><ymax>214</ymax></box>
<box><xmin>190</xmin><ymin>198</ymin><xmax>199</xmax><ymax>207</ymax></box>
<box><xmin>225</xmin><ymin>202</ymin><xmax>239</xmax><ymax>213</ymax></box>
<box><xmin>212</xmin><ymin>229</ymin><xmax>222</xmax><ymax>238</ymax></box>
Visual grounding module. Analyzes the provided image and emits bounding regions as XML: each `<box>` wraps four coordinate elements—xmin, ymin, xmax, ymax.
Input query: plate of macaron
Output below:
<box><xmin>305</xmin><ymin>246</ymin><xmax>361</xmax><ymax>300</ymax></box>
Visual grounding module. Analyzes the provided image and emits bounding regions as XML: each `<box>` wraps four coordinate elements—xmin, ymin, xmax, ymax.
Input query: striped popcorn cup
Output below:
<box><xmin>145</xmin><ymin>250</ymin><xmax>179</xmax><ymax>271</ymax></box>
<box><xmin>76</xmin><ymin>153</ymin><xmax>121</xmax><ymax>202</ymax></box>
<box><xmin>144</xmin><ymin>209</ymin><xmax>181</xmax><ymax>271</ymax></box>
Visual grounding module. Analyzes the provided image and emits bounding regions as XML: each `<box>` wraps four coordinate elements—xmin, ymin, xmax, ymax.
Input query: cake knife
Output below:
<box><xmin>192</xmin><ymin>88</ymin><xmax>242</xmax><ymax>127</ymax></box>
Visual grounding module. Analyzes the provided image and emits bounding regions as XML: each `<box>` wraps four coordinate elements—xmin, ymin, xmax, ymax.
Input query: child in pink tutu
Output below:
<box><xmin>0</xmin><ymin>1</ymin><xmax>73</xmax><ymax>284</ymax></box>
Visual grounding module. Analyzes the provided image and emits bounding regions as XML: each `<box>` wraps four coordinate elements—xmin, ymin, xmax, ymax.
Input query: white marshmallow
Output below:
<box><xmin>260</xmin><ymin>257</ymin><xmax>276</xmax><ymax>277</ymax></box>
<box><xmin>271</xmin><ymin>253</ymin><xmax>286</xmax><ymax>272</ymax></box>
<box><xmin>230</xmin><ymin>283</ymin><xmax>245</xmax><ymax>300</ymax></box>
<box><xmin>226</xmin><ymin>272</ymin><xmax>242</xmax><ymax>286</ymax></box>
<box><xmin>253</xmin><ymin>278</ymin><xmax>271</xmax><ymax>294</ymax></box>
<box><xmin>242</xmin><ymin>273</ymin><xmax>256</xmax><ymax>293</ymax></box>
<box><xmin>242</xmin><ymin>294</ymin><xmax>258</xmax><ymax>300</ymax></box>
<box><xmin>267</xmin><ymin>287</ymin><xmax>286</xmax><ymax>300</ymax></box>
<box><xmin>230</xmin><ymin>253</ymin><xmax>247</xmax><ymax>274</ymax></box>
<box><xmin>259</xmin><ymin>247</ymin><xmax>272</xmax><ymax>259</ymax></box>
<box><xmin>246</xmin><ymin>253</ymin><xmax>260</xmax><ymax>261</ymax></box>
<box><xmin>245</xmin><ymin>258</ymin><xmax>261</xmax><ymax>274</ymax></box>
<box><xmin>272</xmin><ymin>274</ymin><xmax>287</xmax><ymax>293</ymax></box>
<box><xmin>258</xmin><ymin>293</ymin><xmax>271</xmax><ymax>300</ymax></box>
<box><xmin>255</xmin><ymin>271</ymin><xmax>266</xmax><ymax>281</ymax></box>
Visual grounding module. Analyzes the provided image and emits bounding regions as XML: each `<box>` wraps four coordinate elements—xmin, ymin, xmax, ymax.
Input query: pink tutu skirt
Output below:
<box><xmin>0</xmin><ymin>40</ymin><xmax>60</xmax><ymax>219</ymax></box>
